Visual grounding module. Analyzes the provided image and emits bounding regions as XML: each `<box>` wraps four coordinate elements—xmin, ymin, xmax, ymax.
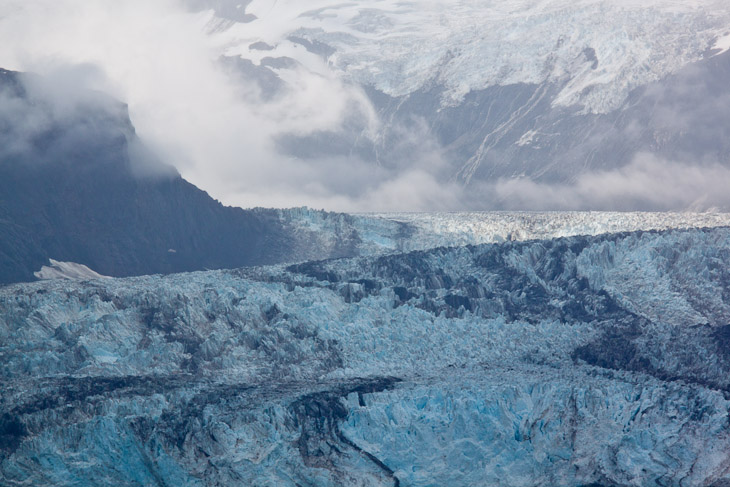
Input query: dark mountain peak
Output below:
<box><xmin>0</xmin><ymin>68</ymin><xmax>142</xmax><ymax>175</ymax></box>
<box><xmin>0</xmin><ymin>68</ymin><xmax>345</xmax><ymax>285</ymax></box>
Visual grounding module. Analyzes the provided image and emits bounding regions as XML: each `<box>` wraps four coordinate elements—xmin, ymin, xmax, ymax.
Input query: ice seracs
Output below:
<box><xmin>354</xmin><ymin>211</ymin><xmax>730</xmax><ymax>252</ymax></box>
<box><xmin>2</xmin><ymin>225</ymin><xmax>730</xmax><ymax>485</ymax></box>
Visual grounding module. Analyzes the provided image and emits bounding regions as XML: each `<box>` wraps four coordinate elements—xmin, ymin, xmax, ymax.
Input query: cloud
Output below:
<box><xmin>1</xmin><ymin>1</ymin><xmax>728</xmax><ymax>213</ymax></box>
<box><xmin>0</xmin><ymin>64</ymin><xmax>137</xmax><ymax>168</ymax></box>
<box><xmin>0</xmin><ymin>0</ymin><xmax>463</xmax><ymax>211</ymax></box>
<box><xmin>491</xmin><ymin>153</ymin><xmax>730</xmax><ymax>211</ymax></box>
<box><xmin>0</xmin><ymin>0</ymin><xmax>407</xmax><ymax>210</ymax></box>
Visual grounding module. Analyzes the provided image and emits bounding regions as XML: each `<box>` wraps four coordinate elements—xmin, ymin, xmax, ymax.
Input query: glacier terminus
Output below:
<box><xmin>2</xmin><ymin>217</ymin><xmax>730</xmax><ymax>486</ymax></box>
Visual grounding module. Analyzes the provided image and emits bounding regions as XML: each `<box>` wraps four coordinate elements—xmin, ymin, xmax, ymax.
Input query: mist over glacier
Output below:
<box><xmin>2</xmin><ymin>0</ymin><xmax>730</xmax><ymax>211</ymax></box>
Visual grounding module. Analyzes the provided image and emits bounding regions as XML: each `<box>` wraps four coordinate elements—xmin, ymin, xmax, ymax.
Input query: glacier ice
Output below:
<box><xmin>280</xmin><ymin>208</ymin><xmax>730</xmax><ymax>256</ymax></box>
<box><xmin>2</xmin><ymin>225</ymin><xmax>730</xmax><ymax>485</ymax></box>
<box><xmin>222</xmin><ymin>0</ymin><xmax>730</xmax><ymax>113</ymax></box>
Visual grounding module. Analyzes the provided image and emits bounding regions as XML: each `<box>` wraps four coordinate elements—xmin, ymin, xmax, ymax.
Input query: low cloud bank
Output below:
<box><xmin>491</xmin><ymin>154</ymin><xmax>730</xmax><ymax>212</ymax></box>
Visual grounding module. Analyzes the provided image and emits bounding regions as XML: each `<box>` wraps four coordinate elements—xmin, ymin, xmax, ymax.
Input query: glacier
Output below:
<box><xmin>221</xmin><ymin>0</ymin><xmax>730</xmax><ymax>114</ymax></box>
<box><xmin>280</xmin><ymin>208</ymin><xmax>730</xmax><ymax>256</ymax></box>
<box><xmin>2</xmin><ymin>225</ymin><xmax>730</xmax><ymax>485</ymax></box>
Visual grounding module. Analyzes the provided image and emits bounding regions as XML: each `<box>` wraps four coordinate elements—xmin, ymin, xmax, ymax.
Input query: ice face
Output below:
<box><xmin>2</xmin><ymin>225</ymin><xmax>730</xmax><ymax>485</ymax></box>
<box><xmin>342</xmin><ymin>371</ymin><xmax>730</xmax><ymax>487</ymax></box>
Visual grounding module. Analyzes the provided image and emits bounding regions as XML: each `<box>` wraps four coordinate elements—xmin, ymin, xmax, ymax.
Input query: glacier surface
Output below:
<box><xmin>2</xmin><ymin>225</ymin><xmax>730</xmax><ymax>485</ymax></box>
<box><xmin>220</xmin><ymin>0</ymin><xmax>730</xmax><ymax>114</ymax></box>
<box><xmin>280</xmin><ymin>208</ymin><xmax>730</xmax><ymax>256</ymax></box>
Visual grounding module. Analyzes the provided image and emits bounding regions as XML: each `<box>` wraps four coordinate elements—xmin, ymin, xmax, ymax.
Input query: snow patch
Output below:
<box><xmin>712</xmin><ymin>32</ymin><xmax>730</xmax><ymax>56</ymax></box>
<box><xmin>34</xmin><ymin>259</ymin><xmax>108</xmax><ymax>281</ymax></box>
<box><xmin>516</xmin><ymin>130</ymin><xmax>539</xmax><ymax>146</ymax></box>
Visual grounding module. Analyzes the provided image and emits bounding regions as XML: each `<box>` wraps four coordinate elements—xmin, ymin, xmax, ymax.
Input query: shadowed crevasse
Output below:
<box><xmin>290</xmin><ymin>377</ymin><xmax>402</xmax><ymax>487</ymax></box>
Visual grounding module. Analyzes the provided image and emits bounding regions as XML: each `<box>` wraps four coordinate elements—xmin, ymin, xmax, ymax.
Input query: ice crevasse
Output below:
<box><xmin>1</xmin><ymin>227</ymin><xmax>730</xmax><ymax>485</ymax></box>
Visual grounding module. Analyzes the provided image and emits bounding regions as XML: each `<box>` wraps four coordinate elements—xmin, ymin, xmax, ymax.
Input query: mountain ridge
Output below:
<box><xmin>0</xmin><ymin>68</ymin><xmax>365</xmax><ymax>284</ymax></box>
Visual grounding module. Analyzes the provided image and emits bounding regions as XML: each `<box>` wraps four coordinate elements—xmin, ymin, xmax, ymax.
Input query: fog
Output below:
<box><xmin>490</xmin><ymin>154</ymin><xmax>730</xmax><ymax>211</ymax></box>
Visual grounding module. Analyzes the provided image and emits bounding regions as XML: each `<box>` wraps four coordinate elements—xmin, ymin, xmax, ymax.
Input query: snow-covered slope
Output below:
<box><xmin>2</xmin><ymin>226</ymin><xmax>730</xmax><ymax>485</ymax></box>
<box><xmin>191</xmin><ymin>0</ymin><xmax>730</xmax><ymax>202</ymax></box>
<box><xmin>223</xmin><ymin>0</ymin><xmax>730</xmax><ymax>114</ymax></box>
